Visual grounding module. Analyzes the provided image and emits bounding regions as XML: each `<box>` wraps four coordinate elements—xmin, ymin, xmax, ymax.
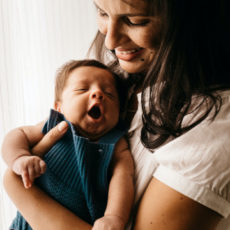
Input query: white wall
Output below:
<box><xmin>0</xmin><ymin>0</ymin><xmax>97</xmax><ymax>228</ymax></box>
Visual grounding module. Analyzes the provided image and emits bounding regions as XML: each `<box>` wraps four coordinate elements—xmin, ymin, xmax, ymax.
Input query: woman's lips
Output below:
<box><xmin>115</xmin><ymin>48</ymin><xmax>144</xmax><ymax>61</ymax></box>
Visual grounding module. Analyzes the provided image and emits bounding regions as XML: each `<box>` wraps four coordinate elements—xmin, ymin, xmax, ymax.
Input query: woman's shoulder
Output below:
<box><xmin>156</xmin><ymin>90</ymin><xmax>230</xmax><ymax>149</ymax></box>
<box><xmin>153</xmin><ymin>90</ymin><xmax>230</xmax><ymax>217</ymax></box>
<box><xmin>154</xmin><ymin>89</ymin><xmax>230</xmax><ymax>170</ymax></box>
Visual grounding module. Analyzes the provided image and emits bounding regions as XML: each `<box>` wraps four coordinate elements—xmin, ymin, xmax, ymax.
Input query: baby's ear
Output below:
<box><xmin>54</xmin><ymin>101</ymin><xmax>62</xmax><ymax>112</ymax></box>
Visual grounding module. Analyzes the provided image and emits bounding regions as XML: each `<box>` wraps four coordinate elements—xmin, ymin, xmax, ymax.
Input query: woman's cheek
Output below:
<box><xmin>140</xmin><ymin>30</ymin><xmax>159</xmax><ymax>49</ymax></box>
<box><xmin>97</xmin><ymin>18</ymin><xmax>107</xmax><ymax>35</ymax></box>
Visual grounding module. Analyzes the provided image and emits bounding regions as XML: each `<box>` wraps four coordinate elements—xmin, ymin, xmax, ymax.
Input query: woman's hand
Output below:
<box><xmin>31</xmin><ymin>121</ymin><xmax>68</xmax><ymax>157</ymax></box>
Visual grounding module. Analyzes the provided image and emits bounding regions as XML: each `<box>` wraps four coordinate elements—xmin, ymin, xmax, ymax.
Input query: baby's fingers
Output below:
<box><xmin>32</xmin><ymin>121</ymin><xmax>68</xmax><ymax>157</ymax></box>
<box><xmin>21</xmin><ymin>170</ymin><xmax>32</xmax><ymax>189</ymax></box>
<box><xmin>39</xmin><ymin>160</ymin><xmax>46</xmax><ymax>174</ymax></box>
<box><xmin>31</xmin><ymin>158</ymin><xmax>46</xmax><ymax>179</ymax></box>
<box><xmin>22</xmin><ymin>157</ymin><xmax>46</xmax><ymax>188</ymax></box>
<box><xmin>28</xmin><ymin>165</ymin><xmax>36</xmax><ymax>184</ymax></box>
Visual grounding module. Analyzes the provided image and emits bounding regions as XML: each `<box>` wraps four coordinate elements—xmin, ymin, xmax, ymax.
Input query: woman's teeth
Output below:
<box><xmin>119</xmin><ymin>48</ymin><xmax>142</xmax><ymax>54</ymax></box>
<box><xmin>115</xmin><ymin>48</ymin><xmax>144</xmax><ymax>61</ymax></box>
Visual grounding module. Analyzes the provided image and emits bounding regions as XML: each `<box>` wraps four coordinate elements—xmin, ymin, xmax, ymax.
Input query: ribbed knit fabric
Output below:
<box><xmin>10</xmin><ymin>109</ymin><xmax>127</xmax><ymax>230</ymax></box>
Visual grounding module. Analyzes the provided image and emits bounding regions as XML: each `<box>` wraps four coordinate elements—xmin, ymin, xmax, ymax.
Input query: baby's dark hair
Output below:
<box><xmin>55</xmin><ymin>59</ymin><xmax>126</xmax><ymax>113</ymax></box>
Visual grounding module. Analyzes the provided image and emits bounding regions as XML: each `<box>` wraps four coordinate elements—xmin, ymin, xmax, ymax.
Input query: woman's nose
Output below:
<box><xmin>104</xmin><ymin>20</ymin><xmax>126</xmax><ymax>50</ymax></box>
<box><xmin>91</xmin><ymin>90</ymin><xmax>104</xmax><ymax>100</ymax></box>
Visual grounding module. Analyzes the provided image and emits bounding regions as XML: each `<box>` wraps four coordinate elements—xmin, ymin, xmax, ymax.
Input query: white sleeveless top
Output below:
<box><xmin>128</xmin><ymin>90</ymin><xmax>230</xmax><ymax>230</ymax></box>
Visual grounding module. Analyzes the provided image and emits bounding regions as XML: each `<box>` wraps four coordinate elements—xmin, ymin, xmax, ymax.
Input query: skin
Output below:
<box><xmin>55</xmin><ymin>66</ymin><xmax>120</xmax><ymax>141</ymax></box>
<box><xmin>95</xmin><ymin>0</ymin><xmax>162</xmax><ymax>73</ymax></box>
<box><xmin>3</xmin><ymin>0</ymin><xmax>223</xmax><ymax>229</ymax></box>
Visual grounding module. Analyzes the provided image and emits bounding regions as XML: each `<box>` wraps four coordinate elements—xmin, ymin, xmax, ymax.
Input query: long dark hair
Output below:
<box><xmin>88</xmin><ymin>0</ymin><xmax>230</xmax><ymax>150</ymax></box>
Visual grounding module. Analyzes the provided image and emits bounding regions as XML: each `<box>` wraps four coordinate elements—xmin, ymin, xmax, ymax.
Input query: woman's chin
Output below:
<box><xmin>118</xmin><ymin>59</ymin><xmax>149</xmax><ymax>74</ymax></box>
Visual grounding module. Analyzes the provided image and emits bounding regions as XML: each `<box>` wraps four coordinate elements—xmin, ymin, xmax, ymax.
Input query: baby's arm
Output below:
<box><xmin>2</xmin><ymin>122</ymin><xmax>46</xmax><ymax>188</ymax></box>
<box><xmin>93</xmin><ymin>137</ymin><xmax>135</xmax><ymax>230</ymax></box>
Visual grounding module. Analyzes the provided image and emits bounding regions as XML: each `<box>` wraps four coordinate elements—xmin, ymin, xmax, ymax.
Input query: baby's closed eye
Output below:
<box><xmin>74</xmin><ymin>88</ymin><xmax>88</xmax><ymax>93</ymax></box>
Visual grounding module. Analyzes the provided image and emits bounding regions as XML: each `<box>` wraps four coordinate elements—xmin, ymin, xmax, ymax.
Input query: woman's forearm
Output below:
<box><xmin>3</xmin><ymin>169</ymin><xmax>92</xmax><ymax>230</ymax></box>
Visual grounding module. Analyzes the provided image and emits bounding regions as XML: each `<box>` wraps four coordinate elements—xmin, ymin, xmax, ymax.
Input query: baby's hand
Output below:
<box><xmin>12</xmin><ymin>155</ymin><xmax>46</xmax><ymax>189</ymax></box>
<box><xmin>92</xmin><ymin>215</ymin><xmax>125</xmax><ymax>230</ymax></box>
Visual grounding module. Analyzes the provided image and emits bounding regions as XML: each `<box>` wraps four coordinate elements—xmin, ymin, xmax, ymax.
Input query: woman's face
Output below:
<box><xmin>94</xmin><ymin>0</ymin><xmax>162</xmax><ymax>73</ymax></box>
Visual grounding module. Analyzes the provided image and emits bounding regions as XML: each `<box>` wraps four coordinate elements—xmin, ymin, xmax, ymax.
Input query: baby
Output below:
<box><xmin>2</xmin><ymin>60</ymin><xmax>134</xmax><ymax>230</ymax></box>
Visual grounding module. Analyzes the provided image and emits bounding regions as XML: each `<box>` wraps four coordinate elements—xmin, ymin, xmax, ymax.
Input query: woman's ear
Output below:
<box><xmin>54</xmin><ymin>101</ymin><xmax>62</xmax><ymax>112</ymax></box>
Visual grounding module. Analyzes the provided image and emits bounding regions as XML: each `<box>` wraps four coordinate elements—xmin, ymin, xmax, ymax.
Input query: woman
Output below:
<box><xmin>3</xmin><ymin>0</ymin><xmax>230</xmax><ymax>229</ymax></box>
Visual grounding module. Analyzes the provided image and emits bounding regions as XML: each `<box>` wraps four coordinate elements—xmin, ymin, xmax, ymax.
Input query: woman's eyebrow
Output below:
<box><xmin>93</xmin><ymin>1</ymin><xmax>148</xmax><ymax>17</ymax></box>
<box><xmin>93</xmin><ymin>2</ymin><xmax>104</xmax><ymax>12</ymax></box>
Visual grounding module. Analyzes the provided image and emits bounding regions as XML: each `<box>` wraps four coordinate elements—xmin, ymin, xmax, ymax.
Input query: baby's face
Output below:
<box><xmin>56</xmin><ymin>66</ymin><xmax>120</xmax><ymax>140</ymax></box>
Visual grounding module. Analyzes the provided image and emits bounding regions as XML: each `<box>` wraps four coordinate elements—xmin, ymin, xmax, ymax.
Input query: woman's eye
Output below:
<box><xmin>97</xmin><ymin>8</ymin><xmax>108</xmax><ymax>17</ymax></box>
<box><xmin>124</xmin><ymin>17</ymin><xmax>150</xmax><ymax>26</ymax></box>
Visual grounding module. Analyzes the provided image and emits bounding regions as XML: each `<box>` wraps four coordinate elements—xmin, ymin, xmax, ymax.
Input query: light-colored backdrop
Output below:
<box><xmin>0</xmin><ymin>1</ymin><xmax>97</xmax><ymax>228</ymax></box>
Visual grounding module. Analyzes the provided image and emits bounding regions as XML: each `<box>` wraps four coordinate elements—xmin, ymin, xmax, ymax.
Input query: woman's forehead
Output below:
<box><xmin>122</xmin><ymin>0</ymin><xmax>148</xmax><ymax>8</ymax></box>
<box><xmin>94</xmin><ymin>0</ymin><xmax>150</xmax><ymax>14</ymax></box>
<box><xmin>123</xmin><ymin>0</ymin><xmax>157</xmax><ymax>15</ymax></box>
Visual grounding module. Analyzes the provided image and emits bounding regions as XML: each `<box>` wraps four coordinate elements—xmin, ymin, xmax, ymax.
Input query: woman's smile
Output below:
<box><xmin>115</xmin><ymin>48</ymin><xmax>144</xmax><ymax>61</ymax></box>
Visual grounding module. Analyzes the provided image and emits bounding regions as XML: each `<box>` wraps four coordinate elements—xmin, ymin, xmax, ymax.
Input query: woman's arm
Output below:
<box><xmin>133</xmin><ymin>177</ymin><xmax>222</xmax><ymax>230</ymax></box>
<box><xmin>4</xmin><ymin>170</ymin><xmax>221</xmax><ymax>230</ymax></box>
<box><xmin>4</xmin><ymin>121</ymin><xmax>221</xmax><ymax>230</ymax></box>
<box><xmin>3</xmin><ymin>169</ymin><xmax>92</xmax><ymax>230</ymax></box>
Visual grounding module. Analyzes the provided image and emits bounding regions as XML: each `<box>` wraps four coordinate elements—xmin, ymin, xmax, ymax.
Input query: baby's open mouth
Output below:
<box><xmin>88</xmin><ymin>105</ymin><xmax>101</xmax><ymax>119</ymax></box>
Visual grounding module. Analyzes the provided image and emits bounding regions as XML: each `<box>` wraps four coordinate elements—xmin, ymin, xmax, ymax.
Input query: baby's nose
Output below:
<box><xmin>91</xmin><ymin>90</ymin><xmax>104</xmax><ymax>100</ymax></box>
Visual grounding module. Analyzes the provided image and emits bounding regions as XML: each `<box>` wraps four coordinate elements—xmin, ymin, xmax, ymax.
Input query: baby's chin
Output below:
<box><xmin>73</xmin><ymin>125</ymin><xmax>108</xmax><ymax>142</ymax></box>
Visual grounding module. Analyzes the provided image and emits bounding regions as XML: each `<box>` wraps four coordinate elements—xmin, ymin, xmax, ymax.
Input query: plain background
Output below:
<box><xmin>0</xmin><ymin>1</ymin><xmax>97</xmax><ymax>228</ymax></box>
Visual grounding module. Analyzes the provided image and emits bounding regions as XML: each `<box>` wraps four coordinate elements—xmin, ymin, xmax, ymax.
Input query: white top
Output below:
<box><xmin>128</xmin><ymin>90</ymin><xmax>230</xmax><ymax>230</ymax></box>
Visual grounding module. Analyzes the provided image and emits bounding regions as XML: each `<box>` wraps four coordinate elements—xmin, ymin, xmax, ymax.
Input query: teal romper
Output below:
<box><xmin>10</xmin><ymin>109</ymin><xmax>127</xmax><ymax>230</ymax></box>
